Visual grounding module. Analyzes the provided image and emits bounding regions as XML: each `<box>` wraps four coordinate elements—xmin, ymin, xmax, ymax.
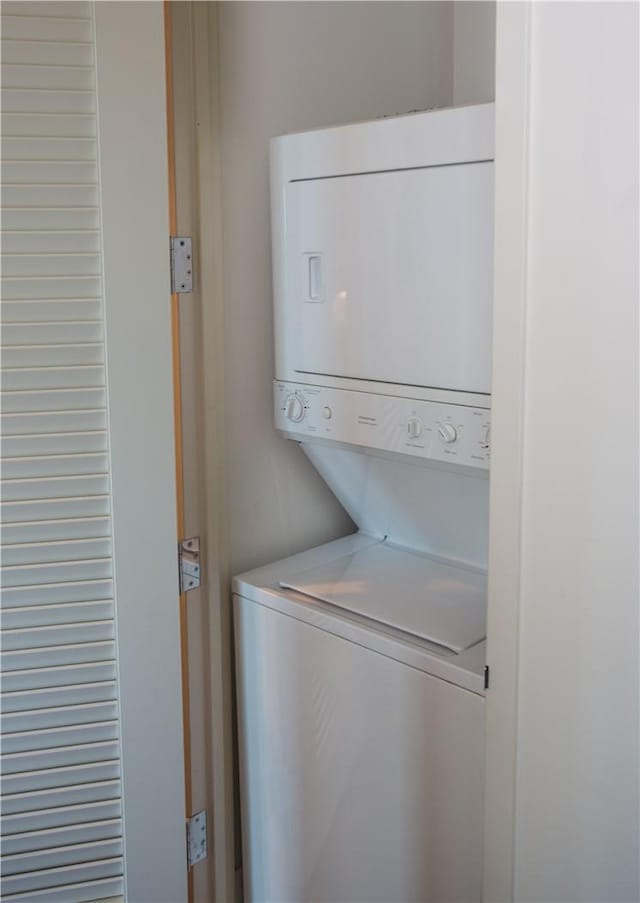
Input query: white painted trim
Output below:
<box><xmin>95</xmin><ymin>3</ymin><xmax>187</xmax><ymax>900</ymax></box>
<box><xmin>482</xmin><ymin>4</ymin><xmax>532</xmax><ymax>902</ymax></box>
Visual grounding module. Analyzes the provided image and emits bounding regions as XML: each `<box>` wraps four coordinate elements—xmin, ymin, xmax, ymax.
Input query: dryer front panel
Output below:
<box><xmin>285</xmin><ymin>162</ymin><xmax>494</xmax><ymax>394</ymax></box>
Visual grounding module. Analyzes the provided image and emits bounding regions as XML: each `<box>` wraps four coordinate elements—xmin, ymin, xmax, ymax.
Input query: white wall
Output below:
<box><xmin>217</xmin><ymin>1</ymin><xmax>455</xmax><ymax>574</ymax></box>
<box><xmin>489</xmin><ymin>3</ymin><xmax>639</xmax><ymax>901</ymax></box>
<box><xmin>453</xmin><ymin>1</ymin><xmax>495</xmax><ymax>105</ymax></box>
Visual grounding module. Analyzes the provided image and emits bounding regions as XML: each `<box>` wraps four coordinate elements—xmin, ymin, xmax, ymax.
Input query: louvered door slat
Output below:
<box><xmin>0</xmin><ymin>40</ymin><xmax>94</xmax><ymax>67</ymax></box>
<box><xmin>1</xmin><ymin>797</ymin><xmax>120</xmax><ymax>837</ymax></box>
<box><xmin>3</xmin><ymin>369</ymin><xmax>105</xmax><ymax>392</ymax></box>
<box><xmin>1</xmin><ymin>344</ymin><xmax>105</xmax><ymax>367</ymax></box>
<box><xmin>2</xmin><ymin>90</ymin><xmax>96</xmax><ymax>115</ymax></box>
<box><xmin>2</xmin><ymin>304</ymin><xmax>103</xmax><ymax>328</ymax></box>
<box><xmin>2</xmin><ymin>209</ymin><xmax>100</xmax><ymax>232</ymax></box>
<box><xmin>2</xmin><ymin>740</ymin><xmax>119</xmax><ymax>775</ymax></box>
<box><xmin>2</xmin><ymin>112</ymin><xmax>96</xmax><ymax>137</ymax></box>
<box><xmin>1</xmin><ymin>7</ymin><xmax>125</xmax><ymax>899</ymax></box>
<box><xmin>3</xmin><ymin>431</ymin><xmax>108</xmax><ymax>458</ymax></box>
<box><xmin>2</xmin><ymin>325</ymin><xmax>104</xmax><ymax>351</ymax></box>
<box><xmin>2</xmin><ymin>875</ymin><xmax>123</xmax><ymax>903</ymax></box>
<box><xmin>2</xmin><ymin>136</ymin><xmax>97</xmax><ymax>164</ymax></box>
<box><xmin>3</xmin><ymin>662</ymin><xmax>116</xmax><ymax>694</ymax></box>
<box><xmin>2</xmin><ymin>387</ymin><xmax>106</xmax><ymax>413</ymax></box>
<box><xmin>3</xmin><ymin>759</ymin><xmax>120</xmax><ymax>797</ymax></box>
<box><xmin>3</xmin><ymin>255</ymin><xmax>102</xmax><ymax>278</ymax></box>
<box><xmin>1</xmin><ymin>15</ymin><xmax>92</xmax><ymax>42</ymax></box>
<box><xmin>2</xmin><ymin>643</ymin><xmax>116</xmax><ymax>677</ymax></box>
<box><xmin>3</xmin><ymin>161</ymin><xmax>99</xmax><ymax>185</ymax></box>
<box><xmin>2</xmin><ymin>232</ymin><xmax>100</xmax><ymax>255</ymax></box>
<box><xmin>2</xmin><ymin>411</ymin><xmax>107</xmax><ymax>437</ymax></box>
<box><xmin>2</xmin><ymin>538</ymin><xmax>111</xmax><ymax>566</ymax></box>
<box><xmin>2</xmin><ymin>515</ymin><xmax>110</xmax><ymax>543</ymax></box>
<box><xmin>2</xmin><ymin>837</ymin><xmax>123</xmax><ymax>879</ymax></box>
<box><xmin>3</xmin><ymin>599</ymin><xmax>113</xmax><ymax>628</ymax></box>
<box><xmin>2</xmin><ymin>721</ymin><xmax>119</xmax><ymax>758</ymax></box>
<box><xmin>2</xmin><ymin>700</ymin><xmax>119</xmax><ymax>735</ymax></box>
<box><xmin>2</xmin><ymin>277</ymin><xmax>102</xmax><ymax>301</ymax></box>
<box><xmin>4</xmin><ymin>448</ymin><xmax>107</xmax><ymax>473</ymax></box>
<box><xmin>2</xmin><ymin>619</ymin><xmax>114</xmax><ymax>651</ymax></box>
<box><xmin>3</xmin><ymin>678</ymin><xmax>117</xmax><ymax>713</ymax></box>
<box><xmin>1</xmin><ymin>2</ymin><xmax>92</xmax><ymax>18</ymax></box>
<box><xmin>1</xmin><ymin>815</ymin><xmax>121</xmax><ymax>856</ymax></box>
<box><xmin>0</xmin><ymin>856</ymin><xmax>123</xmax><ymax>896</ymax></box>
<box><xmin>2</xmin><ymin>779</ymin><xmax>121</xmax><ymax>817</ymax></box>
<box><xmin>2</xmin><ymin>559</ymin><xmax>112</xmax><ymax>588</ymax></box>
<box><xmin>2</xmin><ymin>475</ymin><xmax>110</xmax><ymax>502</ymax></box>
<box><xmin>2</xmin><ymin>578</ymin><xmax>112</xmax><ymax>607</ymax></box>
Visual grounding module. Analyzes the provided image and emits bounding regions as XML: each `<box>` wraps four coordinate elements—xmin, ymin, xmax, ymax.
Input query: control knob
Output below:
<box><xmin>285</xmin><ymin>394</ymin><xmax>305</xmax><ymax>423</ymax></box>
<box><xmin>438</xmin><ymin>422</ymin><xmax>458</xmax><ymax>444</ymax></box>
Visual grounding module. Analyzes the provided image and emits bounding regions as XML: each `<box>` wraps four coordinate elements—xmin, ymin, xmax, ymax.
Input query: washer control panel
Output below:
<box><xmin>275</xmin><ymin>381</ymin><xmax>490</xmax><ymax>470</ymax></box>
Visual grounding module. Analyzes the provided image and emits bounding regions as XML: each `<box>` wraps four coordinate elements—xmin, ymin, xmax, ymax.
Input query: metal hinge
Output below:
<box><xmin>484</xmin><ymin>665</ymin><xmax>490</xmax><ymax>690</ymax></box>
<box><xmin>170</xmin><ymin>236</ymin><xmax>193</xmax><ymax>294</ymax></box>
<box><xmin>186</xmin><ymin>810</ymin><xmax>207</xmax><ymax>868</ymax></box>
<box><xmin>179</xmin><ymin>537</ymin><xmax>201</xmax><ymax>593</ymax></box>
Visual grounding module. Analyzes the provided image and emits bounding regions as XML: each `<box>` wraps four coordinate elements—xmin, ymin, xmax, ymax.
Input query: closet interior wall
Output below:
<box><xmin>169</xmin><ymin>3</ymin><xmax>495</xmax><ymax>900</ymax></box>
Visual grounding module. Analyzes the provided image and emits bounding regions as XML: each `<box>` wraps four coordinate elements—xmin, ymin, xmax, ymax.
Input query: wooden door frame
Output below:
<box><xmin>164</xmin><ymin>3</ymin><xmax>194</xmax><ymax>901</ymax></box>
<box><xmin>165</xmin><ymin>3</ymin><xmax>239</xmax><ymax>901</ymax></box>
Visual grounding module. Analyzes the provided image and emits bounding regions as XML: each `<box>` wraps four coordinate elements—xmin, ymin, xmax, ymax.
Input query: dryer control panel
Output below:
<box><xmin>274</xmin><ymin>381</ymin><xmax>490</xmax><ymax>470</ymax></box>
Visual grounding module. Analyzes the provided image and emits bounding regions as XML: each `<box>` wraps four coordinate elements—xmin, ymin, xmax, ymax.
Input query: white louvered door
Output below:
<box><xmin>1</xmin><ymin>3</ymin><xmax>187</xmax><ymax>902</ymax></box>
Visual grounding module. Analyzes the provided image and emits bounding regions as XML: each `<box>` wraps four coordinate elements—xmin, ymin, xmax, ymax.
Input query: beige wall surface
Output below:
<box><xmin>217</xmin><ymin>0</ymin><xmax>456</xmax><ymax>575</ymax></box>
<box><xmin>453</xmin><ymin>1</ymin><xmax>496</xmax><ymax>105</ymax></box>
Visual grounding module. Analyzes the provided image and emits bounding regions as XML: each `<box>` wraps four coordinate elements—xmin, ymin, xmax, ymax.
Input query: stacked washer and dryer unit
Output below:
<box><xmin>233</xmin><ymin>104</ymin><xmax>494</xmax><ymax>903</ymax></box>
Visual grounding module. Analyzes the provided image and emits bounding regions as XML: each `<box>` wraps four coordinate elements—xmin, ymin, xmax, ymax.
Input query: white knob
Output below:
<box><xmin>285</xmin><ymin>395</ymin><xmax>305</xmax><ymax>423</ymax></box>
<box><xmin>407</xmin><ymin>417</ymin><xmax>423</xmax><ymax>439</ymax></box>
<box><xmin>438</xmin><ymin>422</ymin><xmax>458</xmax><ymax>444</ymax></box>
<box><xmin>484</xmin><ymin>426</ymin><xmax>491</xmax><ymax>449</ymax></box>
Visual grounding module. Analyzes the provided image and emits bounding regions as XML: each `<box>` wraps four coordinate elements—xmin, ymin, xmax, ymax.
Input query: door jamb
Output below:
<box><xmin>164</xmin><ymin>3</ymin><xmax>194</xmax><ymax>901</ymax></box>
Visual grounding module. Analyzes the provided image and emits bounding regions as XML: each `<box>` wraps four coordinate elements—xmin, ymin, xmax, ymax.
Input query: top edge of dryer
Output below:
<box><xmin>270</xmin><ymin>102</ymin><xmax>495</xmax><ymax>182</ymax></box>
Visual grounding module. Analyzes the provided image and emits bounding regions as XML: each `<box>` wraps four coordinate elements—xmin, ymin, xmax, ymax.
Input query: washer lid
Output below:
<box><xmin>280</xmin><ymin>541</ymin><xmax>487</xmax><ymax>653</ymax></box>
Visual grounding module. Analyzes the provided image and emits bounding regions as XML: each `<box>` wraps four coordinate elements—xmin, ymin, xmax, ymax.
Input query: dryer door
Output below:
<box><xmin>286</xmin><ymin>162</ymin><xmax>494</xmax><ymax>394</ymax></box>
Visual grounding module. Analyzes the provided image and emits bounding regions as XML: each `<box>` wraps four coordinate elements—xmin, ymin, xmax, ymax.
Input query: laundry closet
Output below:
<box><xmin>168</xmin><ymin>4</ymin><xmax>639</xmax><ymax>903</ymax></box>
<box><xmin>204</xmin><ymin>4</ymin><xmax>498</xmax><ymax>900</ymax></box>
<box><xmin>0</xmin><ymin>3</ymin><xmax>636</xmax><ymax>902</ymax></box>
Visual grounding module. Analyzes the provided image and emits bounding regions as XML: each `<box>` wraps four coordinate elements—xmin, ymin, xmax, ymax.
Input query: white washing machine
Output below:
<box><xmin>234</xmin><ymin>533</ymin><xmax>486</xmax><ymax>902</ymax></box>
<box><xmin>235</xmin><ymin>104</ymin><xmax>494</xmax><ymax>902</ymax></box>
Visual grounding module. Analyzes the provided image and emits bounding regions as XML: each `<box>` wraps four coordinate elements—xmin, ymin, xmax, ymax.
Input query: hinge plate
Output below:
<box><xmin>179</xmin><ymin>537</ymin><xmax>201</xmax><ymax>593</ymax></box>
<box><xmin>186</xmin><ymin>809</ymin><xmax>207</xmax><ymax>868</ymax></box>
<box><xmin>170</xmin><ymin>236</ymin><xmax>193</xmax><ymax>294</ymax></box>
